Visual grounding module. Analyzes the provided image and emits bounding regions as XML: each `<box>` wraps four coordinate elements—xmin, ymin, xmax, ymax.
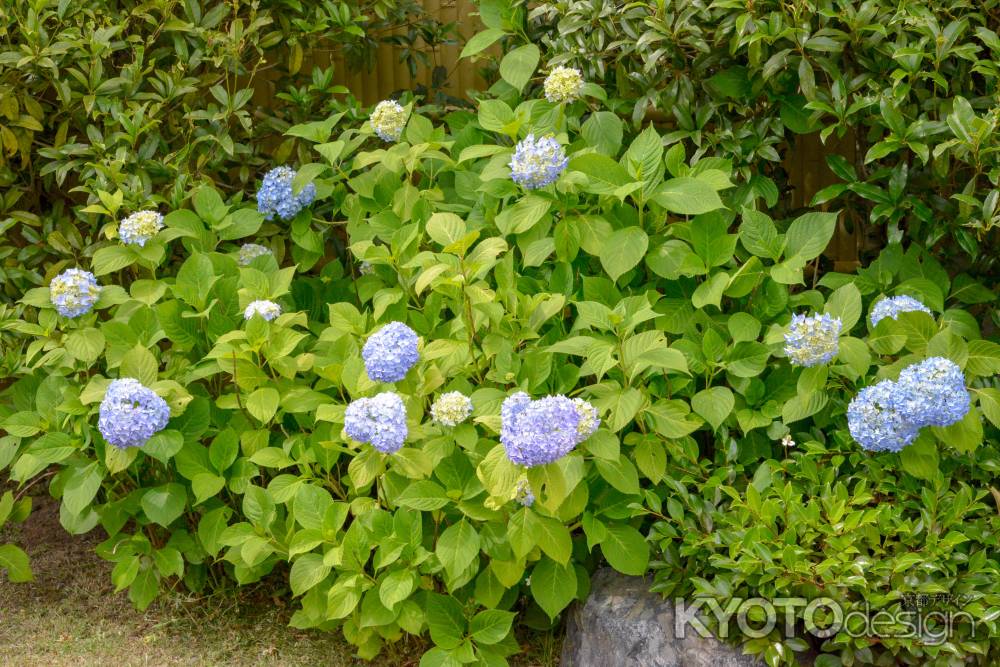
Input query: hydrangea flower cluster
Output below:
<box><xmin>783</xmin><ymin>312</ymin><xmax>842</xmax><ymax>367</ymax></box>
<box><xmin>500</xmin><ymin>392</ymin><xmax>600</xmax><ymax>467</ymax></box>
<box><xmin>509</xmin><ymin>134</ymin><xmax>568</xmax><ymax>190</ymax></box>
<box><xmin>870</xmin><ymin>295</ymin><xmax>933</xmax><ymax>327</ymax></box>
<box><xmin>362</xmin><ymin>321</ymin><xmax>419</xmax><ymax>383</ymax></box>
<box><xmin>543</xmin><ymin>66</ymin><xmax>584</xmax><ymax>103</ymax></box>
<box><xmin>370</xmin><ymin>100</ymin><xmax>408</xmax><ymax>142</ymax></box>
<box><xmin>848</xmin><ymin>357</ymin><xmax>970</xmax><ymax>452</ymax></box>
<box><xmin>118</xmin><ymin>210</ymin><xmax>163</xmax><ymax>247</ymax></box>
<box><xmin>98</xmin><ymin>378</ymin><xmax>170</xmax><ymax>449</ymax></box>
<box><xmin>897</xmin><ymin>357</ymin><xmax>970</xmax><ymax>427</ymax></box>
<box><xmin>244</xmin><ymin>300</ymin><xmax>281</xmax><ymax>321</ymax></box>
<box><xmin>256</xmin><ymin>166</ymin><xmax>316</xmax><ymax>221</ymax></box>
<box><xmin>344</xmin><ymin>392</ymin><xmax>408</xmax><ymax>454</ymax></box>
<box><xmin>50</xmin><ymin>268</ymin><xmax>102</xmax><ymax>318</ymax></box>
<box><xmin>238</xmin><ymin>243</ymin><xmax>272</xmax><ymax>266</ymax></box>
<box><xmin>431</xmin><ymin>392</ymin><xmax>473</xmax><ymax>427</ymax></box>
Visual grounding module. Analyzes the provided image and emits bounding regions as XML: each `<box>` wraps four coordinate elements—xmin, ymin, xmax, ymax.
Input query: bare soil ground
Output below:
<box><xmin>0</xmin><ymin>494</ymin><xmax>559</xmax><ymax>667</ymax></box>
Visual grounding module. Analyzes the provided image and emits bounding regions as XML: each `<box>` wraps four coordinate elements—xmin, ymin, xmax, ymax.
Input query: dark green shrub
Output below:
<box><xmin>466</xmin><ymin>0</ymin><xmax>1000</xmax><ymax>325</ymax></box>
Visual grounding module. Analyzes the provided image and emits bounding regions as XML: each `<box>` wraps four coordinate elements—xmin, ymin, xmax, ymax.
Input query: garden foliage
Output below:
<box><xmin>466</xmin><ymin>0</ymin><xmax>1000</xmax><ymax>319</ymax></box>
<box><xmin>0</xmin><ymin>0</ymin><xmax>453</xmax><ymax>299</ymax></box>
<box><xmin>1</xmin><ymin>2</ymin><xmax>1000</xmax><ymax>667</ymax></box>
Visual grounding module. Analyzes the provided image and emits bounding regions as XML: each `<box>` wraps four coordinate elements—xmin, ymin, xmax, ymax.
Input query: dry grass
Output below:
<box><xmin>0</xmin><ymin>494</ymin><xmax>560</xmax><ymax>667</ymax></box>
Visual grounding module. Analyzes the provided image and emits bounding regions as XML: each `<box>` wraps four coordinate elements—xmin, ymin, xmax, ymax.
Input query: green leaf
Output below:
<box><xmin>691</xmin><ymin>387</ymin><xmax>734</xmax><ymax>431</ymax></box>
<box><xmin>600</xmin><ymin>523</ymin><xmax>649</xmax><ymax>575</ymax></box>
<box><xmin>141</xmin><ymin>483</ymin><xmax>187</xmax><ymax>527</ymax></box>
<box><xmin>623</xmin><ymin>125</ymin><xmax>663</xmax><ymax>197</ymax></box>
<box><xmin>495</xmin><ymin>195</ymin><xmax>550</xmax><ymax>236</ymax></box>
<box><xmin>784</xmin><ymin>211</ymin><xmax>838</xmax><ymax>262</ymax></box>
<box><xmin>120</xmin><ymin>344</ymin><xmax>159</xmax><ymax>386</ymax></box>
<box><xmin>581</xmin><ymin>112</ymin><xmax>624</xmax><ymax>156</ymax></box>
<box><xmin>0</xmin><ymin>544</ymin><xmax>32</xmax><ymax>582</ymax></box>
<box><xmin>498</xmin><ymin>44</ymin><xmax>540</xmax><ymax>92</ymax></box>
<box><xmin>436</xmin><ymin>519</ymin><xmax>480</xmax><ymax>580</ymax></box>
<box><xmin>426</xmin><ymin>213</ymin><xmax>466</xmax><ymax>246</ymax></box>
<box><xmin>652</xmin><ymin>177</ymin><xmax>725</xmax><ymax>215</ymax></box>
<box><xmin>470</xmin><ymin>609</ymin><xmax>516</xmax><ymax>645</ymax></box>
<box><xmin>965</xmin><ymin>340</ymin><xmax>1000</xmax><ymax>377</ymax></box>
<box><xmin>600</xmin><ymin>227</ymin><xmax>648</xmax><ymax>282</ymax></box>
<box><xmin>65</xmin><ymin>328</ymin><xmax>106</xmax><ymax>363</ymax></box>
<box><xmin>380</xmin><ymin>569</ymin><xmax>416</xmax><ymax>609</ymax></box>
<box><xmin>395</xmin><ymin>480</ymin><xmax>451</xmax><ymax>510</ymax></box>
<box><xmin>534</xmin><ymin>515</ymin><xmax>573</xmax><ymax>564</ymax></box>
<box><xmin>461</xmin><ymin>28</ymin><xmax>505</xmax><ymax>57</ymax></box>
<box><xmin>569</xmin><ymin>153</ymin><xmax>630</xmax><ymax>195</ymax></box>
<box><xmin>290</xmin><ymin>553</ymin><xmax>331</xmax><ymax>596</ymax></box>
<box><xmin>825</xmin><ymin>283</ymin><xmax>862</xmax><ymax>332</ymax></box>
<box><xmin>63</xmin><ymin>462</ymin><xmax>104</xmax><ymax>516</ymax></box>
<box><xmin>129</xmin><ymin>565</ymin><xmax>159</xmax><ymax>611</ymax></box>
<box><xmin>530</xmin><ymin>556</ymin><xmax>577</xmax><ymax>619</ymax></box>
<box><xmin>478</xmin><ymin>100</ymin><xmax>514</xmax><ymax>134</ymax></box>
<box><xmin>425</xmin><ymin>593</ymin><xmax>466</xmax><ymax>649</ymax></box>
<box><xmin>247</xmin><ymin>387</ymin><xmax>280</xmax><ymax>423</ymax></box>
<box><xmin>595</xmin><ymin>457</ymin><xmax>641</xmax><ymax>495</ymax></box>
<box><xmin>172</xmin><ymin>253</ymin><xmax>218</xmax><ymax>310</ymax></box>
<box><xmin>975</xmin><ymin>388</ymin><xmax>1000</xmax><ymax>429</ymax></box>
<box><xmin>739</xmin><ymin>208</ymin><xmax>784</xmax><ymax>260</ymax></box>
<box><xmin>92</xmin><ymin>245</ymin><xmax>137</xmax><ymax>276</ymax></box>
<box><xmin>900</xmin><ymin>434</ymin><xmax>939</xmax><ymax>480</ymax></box>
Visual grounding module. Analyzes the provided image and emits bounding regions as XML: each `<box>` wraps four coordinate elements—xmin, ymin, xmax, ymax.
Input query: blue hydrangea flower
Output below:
<box><xmin>515</xmin><ymin>478</ymin><xmax>535</xmax><ymax>507</ymax></box>
<box><xmin>50</xmin><ymin>268</ymin><xmax>102</xmax><ymax>318</ymax></box>
<box><xmin>244</xmin><ymin>300</ymin><xmax>281</xmax><ymax>321</ymax></box>
<box><xmin>500</xmin><ymin>393</ymin><xmax>599</xmax><ymax>467</ymax></box>
<box><xmin>784</xmin><ymin>312</ymin><xmax>842</xmax><ymax>367</ymax></box>
<box><xmin>847</xmin><ymin>380</ymin><xmax>920</xmax><ymax>452</ymax></box>
<box><xmin>897</xmin><ymin>357</ymin><xmax>970</xmax><ymax>427</ymax></box>
<box><xmin>344</xmin><ymin>392</ymin><xmax>408</xmax><ymax>454</ymax></box>
<box><xmin>362</xmin><ymin>321</ymin><xmax>419</xmax><ymax>383</ymax></box>
<box><xmin>370</xmin><ymin>100</ymin><xmax>408</xmax><ymax>142</ymax></box>
<box><xmin>870</xmin><ymin>295</ymin><xmax>933</xmax><ymax>327</ymax></box>
<box><xmin>238</xmin><ymin>243</ymin><xmax>272</xmax><ymax>266</ymax></box>
<box><xmin>431</xmin><ymin>391</ymin><xmax>473</xmax><ymax>427</ymax></box>
<box><xmin>509</xmin><ymin>134</ymin><xmax>568</xmax><ymax>190</ymax></box>
<box><xmin>98</xmin><ymin>378</ymin><xmax>170</xmax><ymax>449</ymax></box>
<box><xmin>118</xmin><ymin>210</ymin><xmax>164</xmax><ymax>247</ymax></box>
<box><xmin>256</xmin><ymin>166</ymin><xmax>316</xmax><ymax>221</ymax></box>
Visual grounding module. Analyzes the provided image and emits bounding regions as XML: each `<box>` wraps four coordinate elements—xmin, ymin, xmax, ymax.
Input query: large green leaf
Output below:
<box><xmin>600</xmin><ymin>227</ymin><xmax>648</xmax><ymax>282</ymax></box>
<box><xmin>498</xmin><ymin>44</ymin><xmax>539</xmax><ymax>92</ymax></box>
<box><xmin>530</xmin><ymin>557</ymin><xmax>577</xmax><ymax>619</ymax></box>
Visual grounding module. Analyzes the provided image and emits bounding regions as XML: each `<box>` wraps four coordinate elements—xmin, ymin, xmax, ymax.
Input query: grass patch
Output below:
<box><xmin>0</xmin><ymin>494</ymin><xmax>561</xmax><ymax>666</ymax></box>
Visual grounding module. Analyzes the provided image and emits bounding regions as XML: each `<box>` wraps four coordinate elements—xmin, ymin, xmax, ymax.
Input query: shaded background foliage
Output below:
<box><xmin>467</xmin><ymin>0</ymin><xmax>1000</xmax><ymax>329</ymax></box>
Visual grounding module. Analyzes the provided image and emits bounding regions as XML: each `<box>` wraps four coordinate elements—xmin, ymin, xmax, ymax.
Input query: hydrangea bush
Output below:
<box><xmin>2</xmin><ymin>59</ymin><xmax>1000</xmax><ymax>667</ymax></box>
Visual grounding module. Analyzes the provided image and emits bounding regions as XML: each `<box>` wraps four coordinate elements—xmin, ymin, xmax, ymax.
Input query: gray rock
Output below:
<box><xmin>561</xmin><ymin>568</ymin><xmax>764</xmax><ymax>667</ymax></box>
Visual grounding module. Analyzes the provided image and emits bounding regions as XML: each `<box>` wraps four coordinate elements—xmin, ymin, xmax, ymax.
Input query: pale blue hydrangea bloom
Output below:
<box><xmin>256</xmin><ymin>166</ymin><xmax>316</xmax><ymax>221</ymax></box>
<box><xmin>370</xmin><ymin>100</ymin><xmax>408</xmax><ymax>142</ymax></box>
<box><xmin>362</xmin><ymin>321</ymin><xmax>419</xmax><ymax>383</ymax></box>
<box><xmin>238</xmin><ymin>243</ymin><xmax>272</xmax><ymax>266</ymax></box>
<box><xmin>244</xmin><ymin>300</ymin><xmax>281</xmax><ymax>321</ymax></box>
<box><xmin>509</xmin><ymin>134</ymin><xmax>568</xmax><ymax>190</ymax></box>
<box><xmin>544</xmin><ymin>66</ymin><xmax>584</xmax><ymax>104</ymax></box>
<box><xmin>870</xmin><ymin>295</ymin><xmax>933</xmax><ymax>327</ymax></box>
<box><xmin>847</xmin><ymin>380</ymin><xmax>920</xmax><ymax>452</ymax></box>
<box><xmin>500</xmin><ymin>392</ymin><xmax>599</xmax><ymax>467</ymax></box>
<box><xmin>783</xmin><ymin>312</ymin><xmax>842</xmax><ymax>367</ymax></box>
<box><xmin>431</xmin><ymin>391</ymin><xmax>473</xmax><ymax>427</ymax></box>
<box><xmin>118</xmin><ymin>210</ymin><xmax>164</xmax><ymax>247</ymax></box>
<box><xmin>98</xmin><ymin>378</ymin><xmax>170</xmax><ymax>449</ymax></box>
<box><xmin>50</xmin><ymin>268</ymin><xmax>102</xmax><ymax>318</ymax></box>
<box><xmin>515</xmin><ymin>478</ymin><xmax>535</xmax><ymax>507</ymax></box>
<box><xmin>897</xmin><ymin>357</ymin><xmax>970</xmax><ymax>427</ymax></box>
<box><xmin>344</xmin><ymin>392</ymin><xmax>408</xmax><ymax>454</ymax></box>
